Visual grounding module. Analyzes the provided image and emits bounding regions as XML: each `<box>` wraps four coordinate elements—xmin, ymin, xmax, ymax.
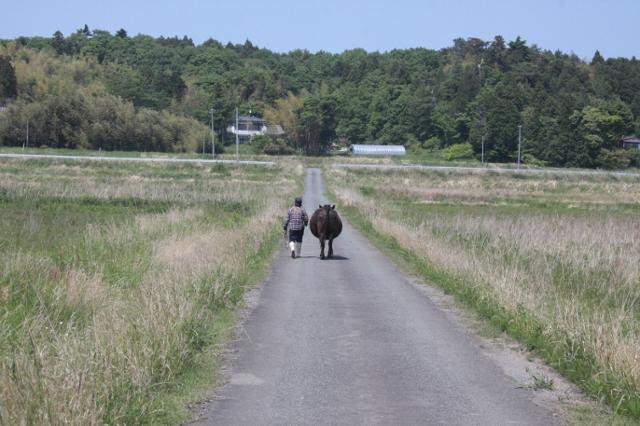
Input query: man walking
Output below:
<box><xmin>283</xmin><ymin>196</ymin><xmax>308</xmax><ymax>258</ymax></box>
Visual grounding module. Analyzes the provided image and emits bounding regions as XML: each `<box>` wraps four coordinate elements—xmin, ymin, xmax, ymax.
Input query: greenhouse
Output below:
<box><xmin>349</xmin><ymin>144</ymin><xmax>406</xmax><ymax>156</ymax></box>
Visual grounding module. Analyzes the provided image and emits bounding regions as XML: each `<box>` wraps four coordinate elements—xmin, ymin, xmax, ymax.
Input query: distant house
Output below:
<box><xmin>0</xmin><ymin>98</ymin><xmax>11</xmax><ymax>111</ymax></box>
<box><xmin>620</xmin><ymin>135</ymin><xmax>640</xmax><ymax>150</ymax></box>
<box><xmin>350</xmin><ymin>144</ymin><xmax>406</xmax><ymax>156</ymax></box>
<box><xmin>227</xmin><ymin>115</ymin><xmax>283</xmax><ymax>143</ymax></box>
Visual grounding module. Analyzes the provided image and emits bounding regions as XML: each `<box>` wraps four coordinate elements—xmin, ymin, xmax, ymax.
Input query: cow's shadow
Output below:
<box><xmin>321</xmin><ymin>255</ymin><xmax>349</xmax><ymax>261</ymax></box>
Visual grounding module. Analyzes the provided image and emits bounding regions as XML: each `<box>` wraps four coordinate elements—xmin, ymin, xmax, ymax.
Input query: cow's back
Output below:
<box><xmin>310</xmin><ymin>207</ymin><xmax>342</xmax><ymax>239</ymax></box>
<box><xmin>328</xmin><ymin>210</ymin><xmax>342</xmax><ymax>238</ymax></box>
<box><xmin>309</xmin><ymin>208</ymin><xmax>322</xmax><ymax>238</ymax></box>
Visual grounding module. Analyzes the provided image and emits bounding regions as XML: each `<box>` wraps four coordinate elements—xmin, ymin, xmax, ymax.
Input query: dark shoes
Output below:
<box><xmin>291</xmin><ymin>250</ymin><xmax>296</xmax><ymax>259</ymax></box>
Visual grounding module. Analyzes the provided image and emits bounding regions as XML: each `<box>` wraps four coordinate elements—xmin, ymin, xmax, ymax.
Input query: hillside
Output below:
<box><xmin>1</xmin><ymin>27</ymin><xmax>640</xmax><ymax>166</ymax></box>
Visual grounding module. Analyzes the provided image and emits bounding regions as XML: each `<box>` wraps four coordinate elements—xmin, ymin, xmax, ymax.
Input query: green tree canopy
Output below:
<box><xmin>0</xmin><ymin>55</ymin><xmax>17</xmax><ymax>100</ymax></box>
<box><xmin>2</xmin><ymin>32</ymin><xmax>640</xmax><ymax>165</ymax></box>
<box><xmin>295</xmin><ymin>94</ymin><xmax>338</xmax><ymax>154</ymax></box>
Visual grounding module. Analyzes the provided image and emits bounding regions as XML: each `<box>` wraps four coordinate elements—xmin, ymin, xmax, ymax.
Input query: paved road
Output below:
<box><xmin>193</xmin><ymin>168</ymin><xmax>557</xmax><ymax>425</ymax></box>
<box><xmin>4</xmin><ymin>152</ymin><xmax>639</xmax><ymax>178</ymax></box>
<box><xmin>334</xmin><ymin>162</ymin><xmax>640</xmax><ymax>178</ymax></box>
<box><xmin>0</xmin><ymin>152</ymin><xmax>274</xmax><ymax>166</ymax></box>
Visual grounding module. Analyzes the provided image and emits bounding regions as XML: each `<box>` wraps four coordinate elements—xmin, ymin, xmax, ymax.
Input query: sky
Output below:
<box><xmin>1</xmin><ymin>0</ymin><xmax>638</xmax><ymax>60</ymax></box>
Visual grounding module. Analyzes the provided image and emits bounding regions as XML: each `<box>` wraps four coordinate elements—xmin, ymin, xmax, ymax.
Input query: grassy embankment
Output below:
<box><xmin>327</xmin><ymin>166</ymin><xmax>640</xmax><ymax>421</ymax></box>
<box><xmin>0</xmin><ymin>157</ymin><xmax>300</xmax><ymax>424</ymax></box>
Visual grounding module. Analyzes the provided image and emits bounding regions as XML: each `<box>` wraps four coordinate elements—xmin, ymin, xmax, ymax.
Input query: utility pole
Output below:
<box><xmin>480</xmin><ymin>108</ymin><xmax>486</xmax><ymax>166</ymax></box>
<box><xmin>517</xmin><ymin>125</ymin><xmax>522</xmax><ymax>169</ymax></box>
<box><xmin>25</xmin><ymin>119</ymin><xmax>29</xmax><ymax>150</ymax></box>
<box><xmin>210</xmin><ymin>108</ymin><xmax>215</xmax><ymax>159</ymax></box>
<box><xmin>478</xmin><ymin>59</ymin><xmax>489</xmax><ymax>167</ymax></box>
<box><xmin>235</xmin><ymin>107</ymin><xmax>239</xmax><ymax>162</ymax></box>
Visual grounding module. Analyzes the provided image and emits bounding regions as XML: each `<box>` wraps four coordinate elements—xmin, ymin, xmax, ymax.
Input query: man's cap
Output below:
<box><xmin>294</xmin><ymin>196</ymin><xmax>303</xmax><ymax>206</ymax></box>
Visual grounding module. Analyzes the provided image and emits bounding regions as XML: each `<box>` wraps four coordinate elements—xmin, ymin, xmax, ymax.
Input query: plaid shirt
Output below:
<box><xmin>284</xmin><ymin>206</ymin><xmax>308</xmax><ymax>231</ymax></box>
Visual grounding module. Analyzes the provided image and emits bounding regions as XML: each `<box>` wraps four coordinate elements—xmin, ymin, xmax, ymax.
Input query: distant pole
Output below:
<box><xmin>25</xmin><ymin>119</ymin><xmax>29</xmax><ymax>150</ymax></box>
<box><xmin>210</xmin><ymin>108</ymin><xmax>215</xmax><ymax>159</ymax></box>
<box><xmin>202</xmin><ymin>133</ymin><xmax>205</xmax><ymax>156</ymax></box>
<box><xmin>479</xmin><ymin>107</ymin><xmax>486</xmax><ymax>166</ymax></box>
<box><xmin>517</xmin><ymin>125</ymin><xmax>522</xmax><ymax>169</ymax></box>
<box><xmin>235</xmin><ymin>107</ymin><xmax>239</xmax><ymax>162</ymax></box>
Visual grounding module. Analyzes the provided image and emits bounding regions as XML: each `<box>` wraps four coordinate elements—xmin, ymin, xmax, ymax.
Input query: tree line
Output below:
<box><xmin>1</xmin><ymin>27</ymin><xmax>640</xmax><ymax>166</ymax></box>
<box><xmin>0</xmin><ymin>44</ymin><xmax>207</xmax><ymax>152</ymax></box>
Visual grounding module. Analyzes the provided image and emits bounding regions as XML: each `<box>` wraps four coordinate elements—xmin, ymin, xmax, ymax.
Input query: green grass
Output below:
<box><xmin>0</xmin><ymin>156</ymin><xmax>299</xmax><ymax>424</ymax></box>
<box><xmin>118</xmin><ymin>222</ymin><xmax>284</xmax><ymax>425</ymax></box>
<box><xmin>398</xmin><ymin>147</ymin><xmax>448</xmax><ymax>163</ymax></box>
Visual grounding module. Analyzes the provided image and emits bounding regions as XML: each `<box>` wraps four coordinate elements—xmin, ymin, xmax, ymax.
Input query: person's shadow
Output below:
<box><xmin>290</xmin><ymin>255</ymin><xmax>350</xmax><ymax>260</ymax></box>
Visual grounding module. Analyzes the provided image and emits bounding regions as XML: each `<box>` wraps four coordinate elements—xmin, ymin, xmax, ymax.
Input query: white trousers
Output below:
<box><xmin>289</xmin><ymin>241</ymin><xmax>302</xmax><ymax>256</ymax></box>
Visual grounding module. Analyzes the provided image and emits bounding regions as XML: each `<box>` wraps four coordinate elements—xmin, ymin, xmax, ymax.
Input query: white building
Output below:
<box><xmin>350</xmin><ymin>144</ymin><xmax>406</xmax><ymax>156</ymax></box>
<box><xmin>227</xmin><ymin>115</ymin><xmax>284</xmax><ymax>143</ymax></box>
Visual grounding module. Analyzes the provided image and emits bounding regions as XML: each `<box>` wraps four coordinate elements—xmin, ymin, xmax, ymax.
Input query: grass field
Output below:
<box><xmin>327</xmin><ymin>166</ymin><xmax>640</xmax><ymax>420</ymax></box>
<box><xmin>0</xmin><ymin>156</ymin><xmax>299</xmax><ymax>424</ymax></box>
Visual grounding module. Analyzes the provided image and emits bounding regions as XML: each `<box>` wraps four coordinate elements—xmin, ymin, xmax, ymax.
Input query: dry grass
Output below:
<box><xmin>366</xmin><ymin>170</ymin><xmax>640</xmax><ymax>205</ymax></box>
<box><xmin>0</xmin><ymin>158</ymin><xmax>299</xmax><ymax>424</ymax></box>
<box><xmin>330</xmin><ymin>166</ymin><xmax>640</xmax><ymax>416</ymax></box>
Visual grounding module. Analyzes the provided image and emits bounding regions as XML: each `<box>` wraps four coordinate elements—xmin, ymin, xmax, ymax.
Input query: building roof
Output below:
<box><xmin>350</xmin><ymin>144</ymin><xmax>406</xmax><ymax>156</ymax></box>
<box><xmin>237</xmin><ymin>115</ymin><xmax>266</xmax><ymax>123</ymax></box>
<box><xmin>621</xmin><ymin>135</ymin><xmax>640</xmax><ymax>143</ymax></box>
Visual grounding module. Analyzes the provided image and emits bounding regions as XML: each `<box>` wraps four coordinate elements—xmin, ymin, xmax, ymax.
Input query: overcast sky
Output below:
<box><xmin>2</xmin><ymin>0</ymin><xmax>638</xmax><ymax>60</ymax></box>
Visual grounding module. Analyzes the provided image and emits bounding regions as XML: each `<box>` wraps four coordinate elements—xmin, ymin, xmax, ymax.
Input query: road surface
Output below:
<box><xmin>334</xmin><ymin>162</ymin><xmax>640</xmax><ymax>178</ymax></box>
<box><xmin>0</xmin><ymin>152</ymin><xmax>274</xmax><ymax>166</ymax></box>
<box><xmin>193</xmin><ymin>168</ymin><xmax>558</xmax><ymax>425</ymax></box>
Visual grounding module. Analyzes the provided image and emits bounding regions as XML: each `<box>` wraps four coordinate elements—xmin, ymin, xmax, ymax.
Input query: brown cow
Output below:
<box><xmin>309</xmin><ymin>204</ymin><xmax>343</xmax><ymax>259</ymax></box>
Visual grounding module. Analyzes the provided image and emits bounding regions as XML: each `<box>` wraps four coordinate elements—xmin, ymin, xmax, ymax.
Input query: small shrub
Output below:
<box><xmin>442</xmin><ymin>143</ymin><xmax>474</xmax><ymax>161</ymax></box>
<box><xmin>596</xmin><ymin>149</ymin><xmax>630</xmax><ymax>170</ymax></box>
<box><xmin>250</xmin><ymin>135</ymin><xmax>271</xmax><ymax>154</ymax></box>
<box><xmin>263</xmin><ymin>140</ymin><xmax>295</xmax><ymax>155</ymax></box>
<box><xmin>422</xmin><ymin>137</ymin><xmax>441</xmax><ymax>151</ymax></box>
<box><xmin>622</xmin><ymin>148</ymin><xmax>640</xmax><ymax>168</ymax></box>
<box><xmin>522</xmin><ymin>153</ymin><xmax>545</xmax><ymax>167</ymax></box>
<box><xmin>405</xmin><ymin>134</ymin><xmax>419</xmax><ymax>148</ymax></box>
<box><xmin>530</xmin><ymin>373</ymin><xmax>554</xmax><ymax>390</ymax></box>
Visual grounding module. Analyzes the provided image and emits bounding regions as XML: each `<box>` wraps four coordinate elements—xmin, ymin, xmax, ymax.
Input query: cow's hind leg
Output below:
<box><xmin>328</xmin><ymin>238</ymin><xmax>333</xmax><ymax>258</ymax></box>
<box><xmin>320</xmin><ymin>238</ymin><xmax>325</xmax><ymax>259</ymax></box>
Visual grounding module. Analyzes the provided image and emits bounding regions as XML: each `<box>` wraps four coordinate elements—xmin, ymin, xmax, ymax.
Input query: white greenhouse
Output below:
<box><xmin>349</xmin><ymin>144</ymin><xmax>406</xmax><ymax>156</ymax></box>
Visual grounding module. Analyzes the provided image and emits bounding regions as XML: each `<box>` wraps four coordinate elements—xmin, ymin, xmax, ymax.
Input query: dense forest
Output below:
<box><xmin>1</xmin><ymin>26</ymin><xmax>640</xmax><ymax>167</ymax></box>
